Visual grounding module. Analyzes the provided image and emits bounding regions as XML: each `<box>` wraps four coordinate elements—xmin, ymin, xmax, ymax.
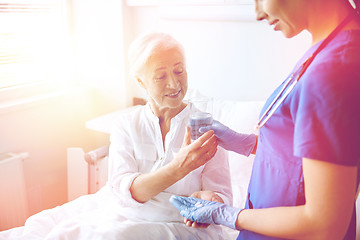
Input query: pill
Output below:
<box><xmin>195</xmin><ymin>202</ymin><xmax>203</xmax><ymax>208</ymax></box>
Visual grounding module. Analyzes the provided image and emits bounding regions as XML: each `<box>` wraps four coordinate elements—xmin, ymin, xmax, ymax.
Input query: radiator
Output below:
<box><xmin>67</xmin><ymin>146</ymin><xmax>108</xmax><ymax>202</ymax></box>
<box><xmin>0</xmin><ymin>152</ymin><xmax>29</xmax><ymax>231</ymax></box>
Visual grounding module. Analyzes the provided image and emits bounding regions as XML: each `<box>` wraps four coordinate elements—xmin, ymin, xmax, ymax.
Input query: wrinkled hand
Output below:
<box><xmin>199</xmin><ymin>120</ymin><xmax>256</xmax><ymax>156</ymax></box>
<box><xmin>171</xmin><ymin>127</ymin><xmax>218</xmax><ymax>178</ymax></box>
<box><xmin>183</xmin><ymin>191</ymin><xmax>224</xmax><ymax>228</ymax></box>
<box><xmin>191</xmin><ymin>191</ymin><xmax>224</xmax><ymax>203</ymax></box>
<box><xmin>170</xmin><ymin>195</ymin><xmax>241</xmax><ymax>230</ymax></box>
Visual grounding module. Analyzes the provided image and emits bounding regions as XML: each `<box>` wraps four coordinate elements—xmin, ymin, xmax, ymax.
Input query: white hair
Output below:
<box><xmin>127</xmin><ymin>32</ymin><xmax>186</xmax><ymax>80</ymax></box>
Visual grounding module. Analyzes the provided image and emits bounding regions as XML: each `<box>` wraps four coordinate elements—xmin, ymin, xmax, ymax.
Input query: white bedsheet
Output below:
<box><xmin>0</xmin><ymin>186</ymin><xmax>230</xmax><ymax>240</ymax></box>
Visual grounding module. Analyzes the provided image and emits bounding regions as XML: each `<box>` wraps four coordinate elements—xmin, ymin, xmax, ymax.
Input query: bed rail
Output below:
<box><xmin>85</xmin><ymin>146</ymin><xmax>109</xmax><ymax>194</ymax></box>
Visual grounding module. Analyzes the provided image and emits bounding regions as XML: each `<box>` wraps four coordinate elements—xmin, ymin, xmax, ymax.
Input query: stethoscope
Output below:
<box><xmin>256</xmin><ymin>13</ymin><xmax>355</xmax><ymax>130</ymax></box>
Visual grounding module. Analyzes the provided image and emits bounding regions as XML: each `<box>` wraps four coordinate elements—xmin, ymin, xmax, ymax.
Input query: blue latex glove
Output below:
<box><xmin>169</xmin><ymin>195</ymin><xmax>241</xmax><ymax>230</ymax></box>
<box><xmin>199</xmin><ymin>120</ymin><xmax>256</xmax><ymax>156</ymax></box>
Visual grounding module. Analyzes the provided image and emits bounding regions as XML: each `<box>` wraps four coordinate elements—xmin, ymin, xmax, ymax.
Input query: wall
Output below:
<box><xmin>122</xmin><ymin>3</ymin><xmax>312</xmax><ymax>103</ymax></box>
<box><xmin>0</xmin><ymin>0</ymin><xmax>126</xmax><ymax>228</ymax></box>
<box><xmin>72</xmin><ymin>0</ymin><xmax>127</xmax><ymax>107</ymax></box>
<box><xmin>0</xmin><ymin>92</ymin><xmax>82</xmax><ymax>221</ymax></box>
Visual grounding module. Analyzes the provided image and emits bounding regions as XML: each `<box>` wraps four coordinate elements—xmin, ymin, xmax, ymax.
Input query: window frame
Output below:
<box><xmin>0</xmin><ymin>0</ymin><xmax>77</xmax><ymax>114</ymax></box>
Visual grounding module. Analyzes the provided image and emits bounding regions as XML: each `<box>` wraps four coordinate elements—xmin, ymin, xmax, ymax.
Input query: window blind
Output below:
<box><xmin>0</xmin><ymin>0</ymin><xmax>70</xmax><ymax>90</ymax></box>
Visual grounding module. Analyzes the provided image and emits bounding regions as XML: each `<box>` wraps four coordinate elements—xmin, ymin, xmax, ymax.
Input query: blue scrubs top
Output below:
<box><xmin>237</xmin><ymin>30</ymin><xmax>360</xmax><ymax>240</ymax></box>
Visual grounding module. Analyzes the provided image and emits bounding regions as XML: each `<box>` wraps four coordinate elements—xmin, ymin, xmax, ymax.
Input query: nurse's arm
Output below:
<box><xmin>235</xmin><ymin>158</ymin><xmax>357</xmax><ymax>239</ymax></box>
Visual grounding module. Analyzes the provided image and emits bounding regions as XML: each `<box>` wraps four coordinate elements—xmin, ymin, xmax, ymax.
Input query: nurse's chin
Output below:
<box><xmin>280</xmin><ymin>28</ymin><xmax>303</xmax><ymax>39</ymax></box>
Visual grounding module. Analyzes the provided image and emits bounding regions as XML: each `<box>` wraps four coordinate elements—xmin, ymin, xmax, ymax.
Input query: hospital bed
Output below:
<box><xmin>66</xmin><ymin>92</ymin><xmax>360</xmax><ymax>239</ymax></box>
<box><xmin>2</xmin><ymin>92</ymin><xmax>358</xmax><ymax>239</ymax></box>
<box><xmin>65</xmin><ymin>94</ymin><xmax>263</xmax><ymax>239</ymax></box>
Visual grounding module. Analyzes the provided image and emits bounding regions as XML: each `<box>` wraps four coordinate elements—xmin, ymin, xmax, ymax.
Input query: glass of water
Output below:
<box><xmin>188</xmin><ymin>96</ymin><xmax>213</xmax><ymax>140</ymax></box>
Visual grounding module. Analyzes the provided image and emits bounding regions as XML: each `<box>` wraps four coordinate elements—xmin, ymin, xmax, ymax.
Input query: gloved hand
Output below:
<box><xmin>169</xmin><ymin>195</ymin><xmax>241</xmax><ymax>230</ymax></box>
<box><xmin>199</xmin><ymin>120</ymin><xmax>256</xmax><ymax>156</ymax></box>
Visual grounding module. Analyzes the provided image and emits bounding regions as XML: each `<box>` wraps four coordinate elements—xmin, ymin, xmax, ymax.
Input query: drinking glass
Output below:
<box><xmin>188</xmin><ymin>97</ymin><xmax>213</xmax><ymax>140</ymax></box>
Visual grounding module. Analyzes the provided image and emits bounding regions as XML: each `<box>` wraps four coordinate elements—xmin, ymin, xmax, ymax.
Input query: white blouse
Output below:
<box><xmin>107</xmin><ymin>103</ymin><xmax>233</xmax><ymax>222</ymax></box>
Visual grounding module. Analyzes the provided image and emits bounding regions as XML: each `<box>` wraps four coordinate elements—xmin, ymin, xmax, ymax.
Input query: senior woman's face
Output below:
<box><xmin>255</xmin><ymin>0</ymin><xmax>306</xmax><ymax>38</ymax></box>
<box><xmin>141</xmin><ymin>48</ymin><xmax>187</xmax><ymax>110</ymax></box>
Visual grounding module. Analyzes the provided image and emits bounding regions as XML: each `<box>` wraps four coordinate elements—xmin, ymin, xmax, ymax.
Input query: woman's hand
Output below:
<box><xmin>184</xmin><ymin>191</ymin><xmax>224</xmax><ymax>228</ymax></box>
<box><xmin>170</xmin><ymin>127</ymin><xmax>218</xmax><ymax>178</ymax></box>
<box><xmin>130</xmin><ymin>127</ymin><xmax>217</xmax><ymax>204</ymax></box>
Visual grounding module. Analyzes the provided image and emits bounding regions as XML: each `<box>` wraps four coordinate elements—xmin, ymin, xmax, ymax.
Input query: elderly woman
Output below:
<box><xmin>0</xmin><ymin>32</ymin><xmax>232</xmax><ymax>240</ymax></box>
<box><xmin>105</xmin><ymin>32</ymin><xmax>233</xmax><ymax>239</ymax></box>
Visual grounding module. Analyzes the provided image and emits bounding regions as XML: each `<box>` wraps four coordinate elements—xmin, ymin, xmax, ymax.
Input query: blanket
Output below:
<box><xmin>0</xmin><ymin>186</ymin><xmax>230</xmax><ymax>240</ymax></box>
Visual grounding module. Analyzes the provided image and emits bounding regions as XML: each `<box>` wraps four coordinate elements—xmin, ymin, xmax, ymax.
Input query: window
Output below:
<box><xmin>0</xmin><ymin>0</ymin><xmax>73</xmax><ymax>107</ymax></box>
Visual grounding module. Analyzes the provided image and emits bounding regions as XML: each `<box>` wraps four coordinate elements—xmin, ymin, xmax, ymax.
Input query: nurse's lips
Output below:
<box><xmin>269</xmin><ymin>19</ymin><xmax>279</xmax><ymax>30</ymax></box>
<box><xmin>165</xmin><ymin>89</ymin><xmax>181</xmax><ymax>98</ymax></box>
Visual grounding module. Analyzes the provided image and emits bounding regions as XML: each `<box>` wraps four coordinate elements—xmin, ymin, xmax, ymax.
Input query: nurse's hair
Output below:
<box><xmin>127</xmin><ymin>32</ymin><xmax>186</xmax><ymax>80</ymax></box>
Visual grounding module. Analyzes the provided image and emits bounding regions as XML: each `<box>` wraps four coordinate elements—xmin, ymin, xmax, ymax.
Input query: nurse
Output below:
<box><xmin>170</xmin><ymin>0</ymin><xmax>360</xmax><ymax>239</ymax></box>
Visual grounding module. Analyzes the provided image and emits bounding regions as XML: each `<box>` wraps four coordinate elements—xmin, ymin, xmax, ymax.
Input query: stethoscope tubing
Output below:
<box><xmin>255</xmin><ymin>13</ymin><xmax>354</xmax><ymax>130</ymax></box>
<box><xmin>256</xmin><ymin>76</ymin><xmax>298</xmax><ymax>129</ymax></box>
